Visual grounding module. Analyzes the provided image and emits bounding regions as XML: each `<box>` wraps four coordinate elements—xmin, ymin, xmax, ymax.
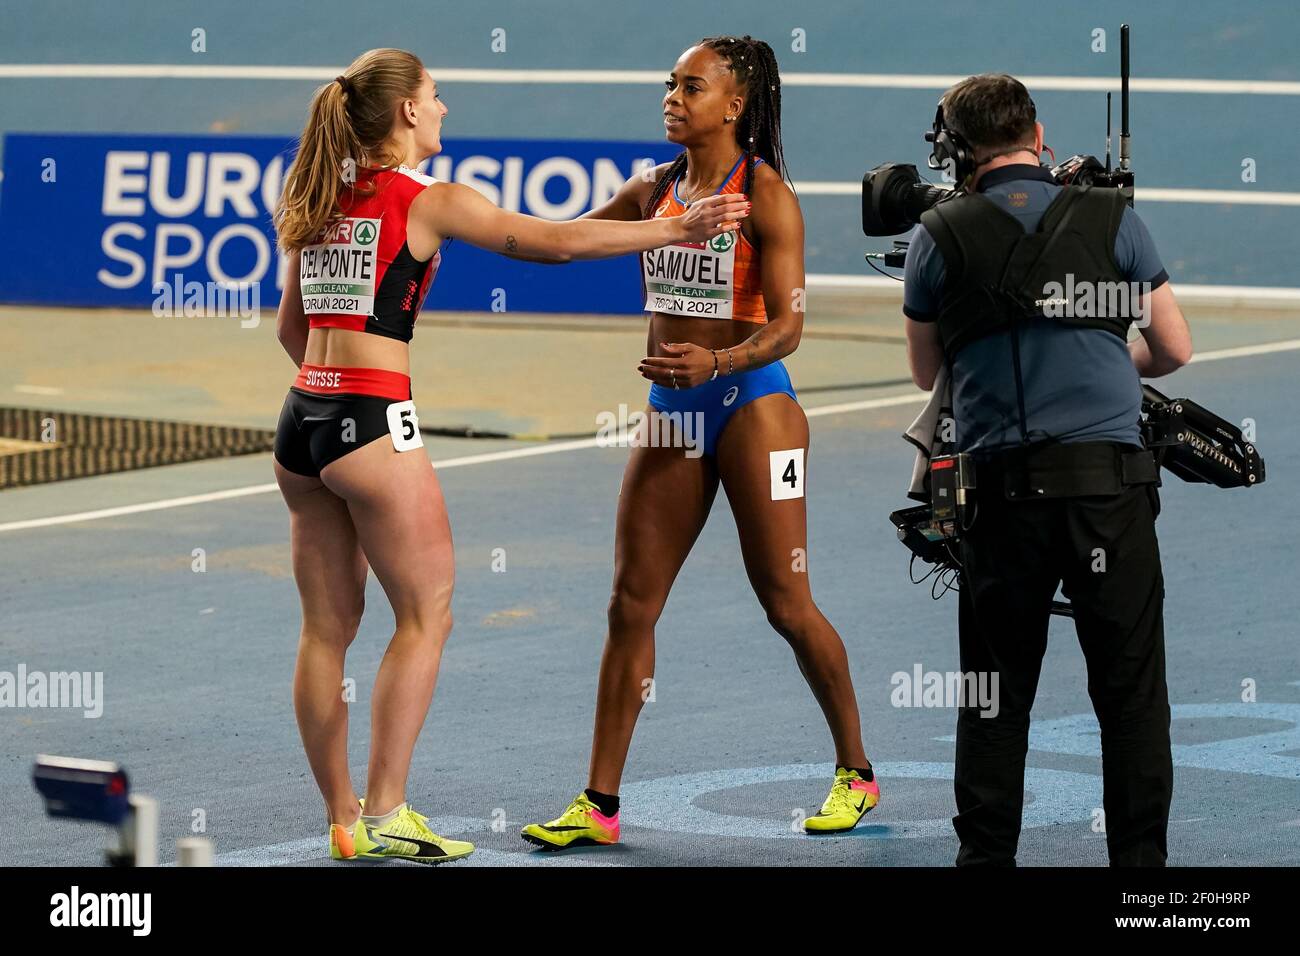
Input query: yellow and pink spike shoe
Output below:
<box><xmin>803</xmin><ymin>767</ymin><xmax>881</xmax><ymax>834</ymax></box>
<box><xmin>520</xmin><ymin>792</ymin><xmax>620</xmax><ymax>851</ymax></box>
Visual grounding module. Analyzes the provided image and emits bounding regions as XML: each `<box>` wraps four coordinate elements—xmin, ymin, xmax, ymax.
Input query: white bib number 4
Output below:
<box><xmin>386</xmin><ymin>400</ymin><xmax>424</xmax><ymax>453</ymax></box>
<box><xmin>769</xmin><ymin>448</ymin><xmax>805</xmax><ymax>501</ymax></box>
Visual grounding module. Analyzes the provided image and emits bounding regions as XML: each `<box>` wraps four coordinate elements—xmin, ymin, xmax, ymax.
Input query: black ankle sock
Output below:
<box><xmin>583</xmin><ymin>788</ymin><xmax>620</xmax><ymax>816</ymax></box>
<box><xmin>841</xmin><ymin>765</ymin><xmax>874</xmax><ymax>783</ymax></box>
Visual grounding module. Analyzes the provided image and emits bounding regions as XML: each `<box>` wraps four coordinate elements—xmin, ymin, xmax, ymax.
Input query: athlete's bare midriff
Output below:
<box><xmin>303</xmin><ymin>326</ymin><xmax>411</xmax><ymax>375</ymax></box>
<box><xmin>648</xmin><ymin>313</ymin><xmax>765</xmax><ymax>358</ymax></box>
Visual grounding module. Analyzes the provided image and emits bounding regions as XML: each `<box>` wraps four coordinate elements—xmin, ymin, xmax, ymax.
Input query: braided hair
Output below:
<box><xmin>642</xmin><ymin>35</ymin><xmax>790</xmax><ymax>219</ymax></box>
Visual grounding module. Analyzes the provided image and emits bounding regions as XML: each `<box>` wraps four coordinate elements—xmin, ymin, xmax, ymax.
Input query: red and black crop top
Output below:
<box><xmin>299</xmin><ymin>165</ymin><xmax>441</xmax><ymax>343</ymax></box>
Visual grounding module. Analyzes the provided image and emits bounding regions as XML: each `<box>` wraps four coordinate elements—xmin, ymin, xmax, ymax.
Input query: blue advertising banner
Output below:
<box><xmin>0</xmin><ymin>133</ymin><xmax>681</xmax><ymax>314</ymax></box>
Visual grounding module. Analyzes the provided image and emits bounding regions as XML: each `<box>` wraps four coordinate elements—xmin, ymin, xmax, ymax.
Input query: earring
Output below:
<box><xmin>724</xmin><ymin>116</ymin><xmax>734</xmax><ymax>123</ymax></box>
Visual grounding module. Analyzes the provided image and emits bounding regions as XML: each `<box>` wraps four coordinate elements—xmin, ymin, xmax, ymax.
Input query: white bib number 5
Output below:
<box><xmin>386</xmin><ymin>400</ymin><xmax>424</xmax><ymax>453</ymax></box>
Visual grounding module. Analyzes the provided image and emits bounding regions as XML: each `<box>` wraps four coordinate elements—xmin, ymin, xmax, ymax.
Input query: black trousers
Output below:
<box><xmin>953</xmin><ymin>483</ymin><xmax>1173</xmax><ymax>866</ymax></box>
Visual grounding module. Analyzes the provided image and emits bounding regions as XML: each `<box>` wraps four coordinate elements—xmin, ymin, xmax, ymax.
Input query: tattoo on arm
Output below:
<box><xmin>505</xmin><ymin>234</ymin><xmax>517</xmax><ymax>253</ymax></box>
<box><xmin>741</xmin><ymin>325</ymin><xmax>792</xmax><ymax>371</ymax></box>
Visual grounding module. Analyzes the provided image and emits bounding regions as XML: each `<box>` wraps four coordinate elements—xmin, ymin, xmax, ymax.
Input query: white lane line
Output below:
<box><xmin>1</xmin><ymin>340</ymin><xmax>1295</xmax><ymax>534</ymax></box>
<box><xmin>188</xmin><ymin>815</ymin><xmax>624</xmax><ymax>867</ymax></box>
<box><xmin>798</xmin><ymin>182</ymin><xmax>1300</xmax><ymax>206</ymax></box>
<box><xmin>808</xmin><ymin>274</ymin><xmax>1300</xmax><ymax>304</ymax></box>
<box><xmin>0</xmin><ymin>439</ymin><xmax>607</xmax><ymax>533</ymax></box>
<box><xmin>1130</xmin><ymin>188</ymin><xmax>1300</xmax><ymax>206</ymax></box>
<box><xmin>805</xmin><ymin>393</ymin><xmax>926</xmax><ymax>418</ymax></box>
<box><xmin>181</xmin><ymin>836</ymin><xmax>323</xmax><ymax>867</ymax></box>
<box><xmin>3</xmin><ymin>64</ymin><xmax>1300</xmax><ymax>95</ymax></box>
<box><xmin>12</xmin><ymin>384</ymin><xmax>65</xmax><ymax>395</ymax></box>
<box><xmin>1189</xmin><ymin>338</ymin><xmax>1300</xmax><ymax>363</ymax></box>
<box><xmin>0</xmin><ymin>482</ymin><xmax>280</xmax><ymax>533</ymax></box>
<box><xmin>197</xmin><ymin>837</ymin><xmax>620</xmax><ymax>867</ymax></box>
<box><xmin>432</xmin><ymin>435</ymin><xmax>601</xmax><ymax>467</ymax></box>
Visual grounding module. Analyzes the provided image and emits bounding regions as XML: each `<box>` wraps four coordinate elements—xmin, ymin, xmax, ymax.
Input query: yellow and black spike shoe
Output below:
<box><xmin>354</xmin><ymin>803</ymin><xmax>474</xmax><ymax>864</ymax></box>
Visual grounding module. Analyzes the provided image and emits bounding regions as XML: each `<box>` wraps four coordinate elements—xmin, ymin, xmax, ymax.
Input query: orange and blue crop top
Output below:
<box><xmin>641</xmin><ymin>154</ymin><xmax>767</xmax><ymax>324</ymax></box>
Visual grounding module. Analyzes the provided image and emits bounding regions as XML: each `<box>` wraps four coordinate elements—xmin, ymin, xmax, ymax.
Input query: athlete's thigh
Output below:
<box><xmin>319</xmin><ymin>437</ymin><xmax>454</xmax><ymax>623</ymax></box>
<box><xmin>613</xmin><ymin>414</ymin><xmax>719</xmax><ymax>603</ymax></box>
<box><xmin>714</xmin><ymin>394</ymin><xmax>813</xmax><ymax>597</ymax></box>
<box><xmin>274</xmin><ymin>459</ymin><xmax>368</xmax><ymax>630</ymax></box>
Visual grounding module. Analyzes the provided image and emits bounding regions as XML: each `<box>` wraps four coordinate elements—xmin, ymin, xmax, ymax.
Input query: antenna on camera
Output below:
<box><xmin>1118</xmin><ymin>23</ymin><xmax>1131</xmax><ymax>173</ymax></box>
<box><xmin>1105</xmin><ymin>93</ymin><xmax>1113</xmax><ymax>171</ymax></box>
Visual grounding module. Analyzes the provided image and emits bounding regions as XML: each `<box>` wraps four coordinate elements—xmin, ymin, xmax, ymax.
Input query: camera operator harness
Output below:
<box><xmin>862</xmin><ymin>24</ymin><xmax>1267</xmax><ymax>616</ymax></box>
<box><xmin>919</xmin><ymin>182</ymin><xmax>1156</xmax><ymax>492</ymax></box>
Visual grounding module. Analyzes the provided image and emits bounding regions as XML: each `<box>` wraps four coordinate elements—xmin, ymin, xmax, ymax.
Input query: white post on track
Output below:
<box><xmin>176</xmin><ymin>837</ymin><xmax>214</xmax><ymax>867</ymax></box>
<box><xmin>125</xmin><ymin>794</ymin><xmax>159</xmax><ymax>867</ymax></box>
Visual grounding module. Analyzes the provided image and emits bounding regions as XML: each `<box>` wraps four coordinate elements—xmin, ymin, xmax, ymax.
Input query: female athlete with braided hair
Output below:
<box><xmin>522</xmin><ymin>36</ymin><xmax>878</xmax><ymax>850</ymax></box>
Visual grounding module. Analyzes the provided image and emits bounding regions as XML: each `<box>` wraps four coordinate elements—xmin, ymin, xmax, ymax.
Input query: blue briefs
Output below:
<box><xmin>647</xmin><ymin>360</ymin><xmax>798</xmax><ymax>458</ymax></box>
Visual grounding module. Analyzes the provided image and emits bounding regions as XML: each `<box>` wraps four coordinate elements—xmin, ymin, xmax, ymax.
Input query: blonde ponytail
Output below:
<box><xmin>275</xmin><ymin>48</ymin><xmax>426</xmax><ymax>252</ymax></box>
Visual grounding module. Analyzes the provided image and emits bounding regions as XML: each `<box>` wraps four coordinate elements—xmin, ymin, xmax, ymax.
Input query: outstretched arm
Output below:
<box><xmin>499</xmin><ymin>163</ymin><xmax>662</xmax><ymax>264</ymax></box>
<box><xmin>409</xmin><ymin>180</ymin><xmax>746</xmax><ymax>263</ymax></box>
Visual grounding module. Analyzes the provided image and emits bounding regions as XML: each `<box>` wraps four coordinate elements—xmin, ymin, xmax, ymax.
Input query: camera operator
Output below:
<box><xmin>902</xmin><ymin>73</ymin><xmax>1192</xmax><ymax>866</ymax></box>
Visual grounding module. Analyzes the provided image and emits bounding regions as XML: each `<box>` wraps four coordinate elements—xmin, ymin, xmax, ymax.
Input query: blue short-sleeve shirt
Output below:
<box><xmin>902</xmin><ymin>164</ymin><xmax>1168</xmax><ymax>453</ymax></box>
